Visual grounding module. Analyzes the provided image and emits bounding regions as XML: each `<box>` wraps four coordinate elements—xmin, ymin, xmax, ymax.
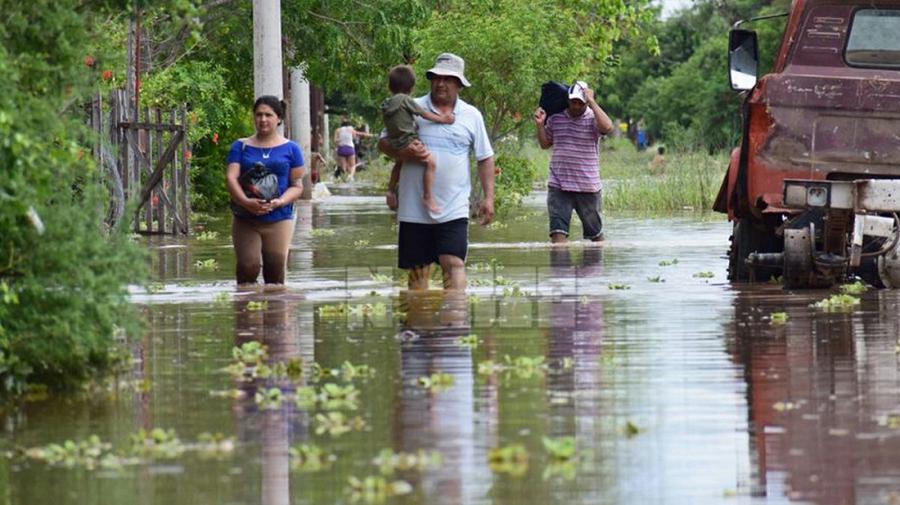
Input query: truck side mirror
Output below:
<box><xmin>729</xmin><ymin>29</ymin><xmax>759</xmax><ymax>91</ymax></box>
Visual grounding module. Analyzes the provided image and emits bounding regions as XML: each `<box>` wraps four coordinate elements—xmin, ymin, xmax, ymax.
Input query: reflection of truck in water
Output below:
<box><xmin>715</xmin><ymin>0</ymin><xmax>900</xmax><ymax>288</ymax></box>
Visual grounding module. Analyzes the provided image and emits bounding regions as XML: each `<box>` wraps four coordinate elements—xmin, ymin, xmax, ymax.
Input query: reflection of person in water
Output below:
<box><xmin>393</xmin><ymin>291</ymin><xmax>491</xmax><ymax>502</ymax></box>
<box><xmin>546</xmin><ymin>248</ymin><xmax>604</xmax><ymax>430</ymax></box>
<box><xmin>232</xmin><ymin>297</ymin><xmax>308</xmax><ymax>505</ymax></box>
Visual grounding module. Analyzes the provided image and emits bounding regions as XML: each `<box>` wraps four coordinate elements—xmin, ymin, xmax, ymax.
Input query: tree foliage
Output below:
<box><xmin>601</xmin><ymin>0</ymin><xmax>789</xmax><ymax>150</ymax></box>
<box><xmin>415</xmin><ymin>0</ymin><xmax>656</xmax><ymax>142</ymax></box>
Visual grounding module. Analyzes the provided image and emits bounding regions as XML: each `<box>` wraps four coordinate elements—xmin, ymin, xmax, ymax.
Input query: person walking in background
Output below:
<box><xmin>649</xmin><ymin>145</ymin><xmax>667</xmax><ymax>175</ymax></box>
<box><xmin>225</xmin><ymin>95</ymin><xmax>304</xmax><ymax>285</ymax></box>
<box><xmin>333</xmin><ymin>120</ymin><xmax>373</xmax><ymax>181</ymax></box>
<box><xmin>533</xmin><ymin>80</ymin><xmax>614</xmax><ymax>244</ymax></box>
<box><xmin>382</xmin><ymin>64</ymin><xmax>455</xmax><ymax>213</ymax></box>
<box><xmin>379</xmin><ymin>52</ymin><xmax>495</xmax><ymax>290</ymax></box>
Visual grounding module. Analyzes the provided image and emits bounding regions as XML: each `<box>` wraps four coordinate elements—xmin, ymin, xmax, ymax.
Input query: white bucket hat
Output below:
<box><xmin>426</xmin><ymin>52</ymin><xmax>471</xmax><ymax>88</ymax></box>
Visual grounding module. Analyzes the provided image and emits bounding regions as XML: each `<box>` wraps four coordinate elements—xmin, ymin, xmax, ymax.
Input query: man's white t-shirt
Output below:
<box><xmin>395</xmin><ymin>94</ymin><xmax>493</xmax><ymax>224</ymax></box>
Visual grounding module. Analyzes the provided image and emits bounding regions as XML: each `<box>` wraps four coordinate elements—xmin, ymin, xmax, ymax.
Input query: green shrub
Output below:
<box><xmin>493</xmin><ymin>150</ymin><xmax>539</xmax><ymax>217</ymax></box>
<box><xmin>0</xmin><ymin>2</ymin><xmax>146</xmax><ymax>393</ymax></box>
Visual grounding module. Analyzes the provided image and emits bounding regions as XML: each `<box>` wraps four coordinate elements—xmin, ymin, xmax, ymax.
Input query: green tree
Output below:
<box><xmin>0</xmin><ymin>2</ymin><xmax>210</xmax><ymax>393</ymax></box>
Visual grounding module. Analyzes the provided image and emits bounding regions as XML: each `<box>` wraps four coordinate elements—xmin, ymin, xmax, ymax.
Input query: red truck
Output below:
<box><xmin>716</xmin><ymin>0</ymin><xmax>900</xmax><ymax>288</ymax></box>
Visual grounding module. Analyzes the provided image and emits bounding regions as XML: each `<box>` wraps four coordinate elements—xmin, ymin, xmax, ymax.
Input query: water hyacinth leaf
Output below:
<box><xmin>488</xmin><ymin>444</ymin><xmax>529</xmax><ymax>477</ymax></box>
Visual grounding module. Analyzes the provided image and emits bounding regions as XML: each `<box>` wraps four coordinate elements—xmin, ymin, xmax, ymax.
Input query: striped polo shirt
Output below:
<box><xmin>545</xmin><ymin>108</ymin><xmax>602</xmax><ymax>193</ymax></box>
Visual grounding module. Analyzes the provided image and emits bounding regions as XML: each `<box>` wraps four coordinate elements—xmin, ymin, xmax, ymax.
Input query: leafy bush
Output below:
<box><xmin>0</xmin><ymin>2</ymin><xmax>146</xmax><ymax>393</ymax></box>
<box><xmin>493</xmin><ymin>150</ymin><xmax>539</xmax><ymax>217</ymax></box>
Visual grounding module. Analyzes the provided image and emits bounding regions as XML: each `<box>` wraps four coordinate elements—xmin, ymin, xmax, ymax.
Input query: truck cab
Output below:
<box><xmin>716</xmin><ymin>0</ymin><xmax>900</xmax><ymax>288</ymax></box>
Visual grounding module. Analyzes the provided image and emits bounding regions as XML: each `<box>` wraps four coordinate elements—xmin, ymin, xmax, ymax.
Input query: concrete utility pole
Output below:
<box><xmin>290</xmin><ymin>67</ymin><xmax>313</xmax><ymax>199</ymax></box>
<box><xmin>253</xmin><ymin>0</ymin><xmax>284</xmax><ymax>130</ymax></box>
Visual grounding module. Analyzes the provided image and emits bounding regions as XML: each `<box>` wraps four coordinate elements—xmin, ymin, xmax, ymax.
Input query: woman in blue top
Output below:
<box><xmin>226</xmin><ymin>96</ymin><xmax>305</xmax><ymax>284</ymax></box>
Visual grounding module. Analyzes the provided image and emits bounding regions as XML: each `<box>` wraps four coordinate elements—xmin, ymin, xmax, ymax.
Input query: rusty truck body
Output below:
<box><xmin>716</xmin><ymin>0</ymin><xmax>900</xmax><ymax>288</ymax></box>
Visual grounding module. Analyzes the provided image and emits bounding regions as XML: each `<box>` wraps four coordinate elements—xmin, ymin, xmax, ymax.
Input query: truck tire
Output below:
<box><xmin>728</xmin><ymin>218</ymin><xmax>782</xmax><ymax>282</ymax></box>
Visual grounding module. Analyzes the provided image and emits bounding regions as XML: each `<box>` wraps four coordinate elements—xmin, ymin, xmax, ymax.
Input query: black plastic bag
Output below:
<box><xmin>539</xmin><ymin>81</ymin><xmax>569</xmax><ymax>122</ymax></box>
<box><xmin>230</xmin><ymin>162</ymin><xmax>279</xmax><ymax>217</ymax></box>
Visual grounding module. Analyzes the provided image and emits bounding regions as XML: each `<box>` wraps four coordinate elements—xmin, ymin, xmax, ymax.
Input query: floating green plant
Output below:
<box><xmin>839</xmin><ymin>281</ymin><xmax>868</xmax><ymax>295</ymax></box>
<box><xmin>768</xmin><ymin>275</ymin><xmax>784</xmax><ymax>285</ymax></box>
<box><xmin>692</xmin><ymin>271</ymin><xmax>714</xmax><ymax>279</ymax></box>
<box><xmin>195</xmin><ymin>433</ymin><xmax>236</xmax><ymax>456</ymax></box>
<box><xmin>560</xmin><ymin>357</ymin><xmax>574</xmax><ymax>369</ymax></box>
<box><xmin>194</xmin><ymin>258</ymin><xmax>218</xmax><ymax>271</ymax></box>
<box><xmin>504</xmin><ymin>355</ymin><xmax>547</xmax><ymax>379</ymax></box>
<box><xmin>310</xmin><ymin>228</ymin><xmax>335</xmax><ymax>237</ymax></box>
<box><xmin>247</xmin><ymin>300</ymin><xmax>268</xmax><ymax>311</ymax></box>
<box><xmin>129</xmin><ymin>428</ymin><xmax>185</xmax><ymax>459</ymax></box>
<box><xmin>647</xmin><ymin>276</ymin><xmax>664</xmax><ymax>283</ymax></box>
<box><xmin>877</xmin><ymin>414</ymin><xmax>900</xmax><ymax>429</ymax></box>
<box><xmin>488</xmin><ymin>444</ymin><xmax>529</xmax><ymax>477</ymax></box>
<box><xmin>341</xmin><ymin>361</ymin><xmax>376</xmax><ymax>381</ymax></box>
<box><xmin>369</xmin><ymin>273</ymin><xmax>393</xmax><ymax>283</ymax></box>
<box><xmin>213</xmin><ymin>292</ymin><xmax>231</xmax><ymax>304</ymax></box>
<box><xmin>347</xmin><ymin>476</ymin><xmax>413</xmax><ymax>503</ymax></box>
<box><xmin>353</xmin><ymin>239</ymin><xmax>371</xmax><ymax>247</ymax></box>
<box><xmin>457</xmin><ymin>334</ymin><xmax>481</xmax><ymax>350</ymax></box>
<box><xmin>209</xmin><ymin>388</ymin><xmax>246</xmax><ymax>399</ymax></box>
<box><xmin>608</xmin><ymin>283</ymin><xmax>630</xmax><ymax>290</ymax></box>
<box><xmin>418</xmin><ymin>372</ymin><xmax>454</xmax><ymax>391</ymax></box>
<box><xmin>295</xmin><ymin>386</ymin><xmax>318</xmax><ymax>409</ymax></box>
<box><xmin>255</xmin><ymin>387</ymin><xmax>284</xmax><ymax>409</ymax></box>
<box><xmin>20</xmin><ymin>436</ymin><xmax>119</xmax><ymax>470</ymax></box>
<box><xmin>504</xmin><ymin>285</ymin><xmax>530</xmax><ymax>297</ymax></box>
<box><xmin>624</xmin><ymin>421</ymin><xmax>642</xmax><ymax>438</ymax></box>
<box><xmin>145</xmin><ymin>282</ymin><xmax>165</xmax><ymax>293</ymax></box>
<box><xmin>233</xmin><ymin>341</ymin><xmax>268</xmax><ymax>363</ymax></box>
<box><xmin>772</xmin><ymin>401</ymin><xmax>798</xmax><ymax>412</ymax></box>
<box><xmin>372</xmin><ymin>448</ymin><xmax>443</xmax><ymax>475</ymax></box>
<box><xmin>290</xmin><ymin>444</ymin><xmax>335</xmax><ymax>472</ymax></box>
<box><xmin>196</xmin><ymin>230</ymin><xmax>219</xmax><ymax>241</ymax></box>
<box><xmin>348</xmin><ymin>303</ymin><xmax>387</xmax><ymax>316</ymax></box>
<box><xmin>319</xmin><ymin>383</ymin><xmax>361</xmax><ymax>410</ymax></box>
<box><xmin>770</xmin><ymin>312</ymin><xmax>788</xmax><ymax>325</ymax></box>
<box><xmin>468</xmin><ymin>260</ymin><xmax>504</xmax><ymax>272</ymax></box>
<box><xmin>317</xmin><ymin>303</ymin><xmax>349</xmax><ymax>317</ymax></box>
<box><xmin>814</xmin><ymin>294</ymin><xmax>860</xmax><ymax>311</ymax></box>
<box><xmin>542</xmin><ymin>436</ymin><xmax>576</xmax><ymax>461</ymax></box>
<box><xmin>315</xmin><ymin>412</ymin><xmax>367</xmax><ymax>437</ymax></box>
<box><xmin>658</xmin><ymin>259</ymin><xmax>679</xmax><ymax>266</ymax></box>
<box><xmin>485</xmin><ymin>220</ymin><xmax>508</xmax><ymax>230</ymax></box>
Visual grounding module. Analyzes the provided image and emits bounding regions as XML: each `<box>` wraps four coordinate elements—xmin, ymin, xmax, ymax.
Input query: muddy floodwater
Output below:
<box><xmin>4</xmin><ymin>185</ymin><xmax>900</xmax><ymax>505</ymax></box>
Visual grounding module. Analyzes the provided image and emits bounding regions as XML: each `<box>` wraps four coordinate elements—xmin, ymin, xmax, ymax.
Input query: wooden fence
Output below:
<box><xmin>89</xmin><ymin>89</ymin><xmax>191</xmax><ymax>234</ymax></box>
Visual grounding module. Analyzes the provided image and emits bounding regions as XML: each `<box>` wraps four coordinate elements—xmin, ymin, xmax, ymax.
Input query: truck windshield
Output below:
<box><xmin>846</xmin><ymin>9</ymin><xmax>900</xmax><ymax>68</ymax></box>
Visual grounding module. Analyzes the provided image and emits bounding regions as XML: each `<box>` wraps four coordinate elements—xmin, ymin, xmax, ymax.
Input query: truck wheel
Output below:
<box><xmin>728</xmin><ymin>218</ymin><xmax>782</xmax><ymax>282</ymax></box>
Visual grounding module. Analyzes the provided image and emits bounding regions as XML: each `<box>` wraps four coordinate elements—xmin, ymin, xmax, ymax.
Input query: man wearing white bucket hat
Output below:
<box><xmin>533</xmin><ymin>80</ymin><xmax>614</xmax><ymax>243</ymax></box>
<box><xmin>379</xmin><ymin>52</ymin><xmax>496</xmax><ymax>291</ymax></box>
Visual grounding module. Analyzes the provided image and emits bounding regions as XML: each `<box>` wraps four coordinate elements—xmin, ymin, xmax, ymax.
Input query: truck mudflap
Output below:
<box><xmin>776</xmin><ymin>179</ymin><xmax>900</xmax><ymax>287</ymax></box>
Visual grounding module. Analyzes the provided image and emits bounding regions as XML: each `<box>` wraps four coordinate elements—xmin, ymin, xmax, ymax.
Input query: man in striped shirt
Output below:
<box><xmin>534</xmin><ymin>81</ymin><xmax>614</xmax><ymax>243</ymax></box>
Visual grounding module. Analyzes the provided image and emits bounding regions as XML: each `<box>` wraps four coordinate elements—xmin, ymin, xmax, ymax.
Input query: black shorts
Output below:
<box><xmin>398</xmin><ymin>218</ymin><xmax>468</xmax><ymax>269</ymax></box>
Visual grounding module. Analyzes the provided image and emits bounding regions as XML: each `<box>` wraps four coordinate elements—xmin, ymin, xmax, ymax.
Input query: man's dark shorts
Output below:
<box><xmin>398</xmin><ymin>218</ymin><xmax>468</xmax><ymax>269</ymax></box>
<box><xmin>547</xmin><ymin>186</ymin><xmax>603</xmax><ymax>240</ymax></box>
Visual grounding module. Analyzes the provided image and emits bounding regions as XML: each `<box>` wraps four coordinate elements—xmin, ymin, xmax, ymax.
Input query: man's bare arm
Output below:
<box><xmin>476</xmin><ymin>157</ymin><xmax>496</xmax><ymax>225</ymax></box>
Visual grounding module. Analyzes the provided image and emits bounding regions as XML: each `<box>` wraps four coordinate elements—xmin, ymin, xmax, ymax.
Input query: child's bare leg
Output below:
<box><xmin>422</xmin><ymin>152</ymin><xmax>440</xmax><ymax>213</ymax></box>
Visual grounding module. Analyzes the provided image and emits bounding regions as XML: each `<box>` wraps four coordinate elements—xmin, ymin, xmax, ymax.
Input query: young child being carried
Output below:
<box><xmin>381</xmin><ymin>65</ymin><xmax>454</xmax><ymax>213</ymax></box>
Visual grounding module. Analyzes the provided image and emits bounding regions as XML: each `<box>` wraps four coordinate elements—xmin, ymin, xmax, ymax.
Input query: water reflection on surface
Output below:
<box><xmin>4</xmin><ymin>188</ymin><xmax>900</xmax><ymax>504</ymax></box>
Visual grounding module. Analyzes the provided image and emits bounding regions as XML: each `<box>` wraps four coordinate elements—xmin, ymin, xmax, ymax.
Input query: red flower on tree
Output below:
<box><xmin>212</xmin><ymin>133</ymin><xmax>219</xmax><ymax>145</ymax></box>
<box><xmin>84</xmin><ymin>55</ymin><xmax>95</xmax><ymax>68</ymax></box>
<box><xmin>101</xmin><ymin>69</ymin><xmax>113</xmax><ymax>81</ymax></box>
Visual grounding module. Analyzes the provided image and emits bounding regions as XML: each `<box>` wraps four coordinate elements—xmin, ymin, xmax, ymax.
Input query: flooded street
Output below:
<box><xmin>4</xmin><ymin>185</ymin><xmax>900</xmax><ymax>505</ymax></box>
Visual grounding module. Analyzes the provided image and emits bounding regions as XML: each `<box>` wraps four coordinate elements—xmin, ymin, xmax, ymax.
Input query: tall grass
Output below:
<box><xmin>601</xmin><ymin>138</ymin><xmax>727</xmax><ymax>212</ymax></box>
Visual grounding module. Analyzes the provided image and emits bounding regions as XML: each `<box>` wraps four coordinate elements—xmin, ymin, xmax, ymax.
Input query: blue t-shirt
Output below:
<box><xmin>226</xmin><ymin>139</ymin><xmax>304</xmax><ymax>223</ymax></box>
